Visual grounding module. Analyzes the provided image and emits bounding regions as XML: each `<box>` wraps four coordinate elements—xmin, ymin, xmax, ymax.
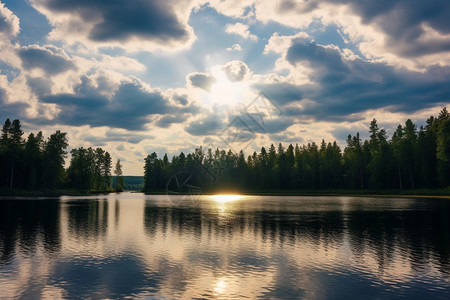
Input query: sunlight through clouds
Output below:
<box><xmin>0</xmin><ymin>0</ymin><xmax>449</xmax><ymax>175</ymax></box>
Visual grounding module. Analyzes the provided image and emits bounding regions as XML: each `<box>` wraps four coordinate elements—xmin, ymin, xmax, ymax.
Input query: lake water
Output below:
<box><xmin>0</xmin><ymin>193</ymin><xmax>449</xmax><ymax>299</ymax></box>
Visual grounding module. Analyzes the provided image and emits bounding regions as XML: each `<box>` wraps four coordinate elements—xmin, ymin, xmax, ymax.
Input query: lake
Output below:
<box><xmin>0</xmin><ymin>193</ymin><xmax>449</xmax><ymax>299</ymax></box>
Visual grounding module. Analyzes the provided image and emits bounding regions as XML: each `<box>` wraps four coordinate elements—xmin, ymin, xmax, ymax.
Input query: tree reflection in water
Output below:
<box><xmin>0</xmin><ymin>194</ymin><xmax>449</xmax><ymax>299</ymax></box>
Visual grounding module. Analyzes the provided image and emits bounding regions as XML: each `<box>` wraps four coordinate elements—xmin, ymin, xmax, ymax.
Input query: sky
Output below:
<box><xmin>1</xmin><ymin>0</ymin><xmax>449</xmax><ymax>175</ymax></box>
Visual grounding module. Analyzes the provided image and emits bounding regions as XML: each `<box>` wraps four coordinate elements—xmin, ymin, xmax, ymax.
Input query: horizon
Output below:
<box><xmin>1</xmin><ymin>0</ymin><xmax>450</xmax><ymax>176</ymax></box>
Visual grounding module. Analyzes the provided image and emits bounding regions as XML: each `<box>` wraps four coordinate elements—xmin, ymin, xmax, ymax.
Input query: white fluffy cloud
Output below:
<box><xmin>0</xmin><ymin>2</ymin><xmax>19</xmax><ymax>39</ymax></box>
<box><xmin>225</xmin><ymin>22</ymin><xmax>257</xmax><ymax>41</ymax></box>
<box><xmin>209</xmin><ymin>0</ymin><xmax>450</xmax><ymax>70</ymax></box>
<box><xmin>222</xmin><ymin>60</ymin><xmax>250</xmax><ymax>82</ymax></box>
<box><xmin>227</xmin><ymin>43</ymin><xmax>242</xmax><ymax>51</ymax></box>
<box><xmin>0</xmin><ymin>3</ymin><xmax>21</xmax><ymax>68</ymax></box>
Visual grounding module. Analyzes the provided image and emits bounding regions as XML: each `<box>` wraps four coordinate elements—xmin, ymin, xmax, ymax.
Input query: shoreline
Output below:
<box><xmin>0</xmin><ymin>189</ymin><xmax>119</xmax><ymax>198</ymax></box>
<box><xmin>145</xmin><ymin>187</ymin><xmax>450</xmax><ymax>197</ymax></box>
<box><xmin>1</xmin><ymin>188</ymin><xmax>449</xmax><ymax>199</ymax></box>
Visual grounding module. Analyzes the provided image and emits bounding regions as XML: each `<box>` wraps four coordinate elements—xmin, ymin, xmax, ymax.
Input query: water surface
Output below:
<box><xmin>0</xmin><ymin>193</ymin><xmax>449</xmax><ymax>299</ymax></box>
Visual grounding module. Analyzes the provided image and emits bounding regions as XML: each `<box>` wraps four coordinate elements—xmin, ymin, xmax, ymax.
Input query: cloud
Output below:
<box><xmin>227</xmin><ymin>43</ymin><xmax>242</xmax><ymax>52</ymax></box>
<box><xmin>266</xmin><ymin>37</ymin><xmax>450</xmax><ymax>121</ymax></box>
<box><xmin>332</xmin><ymin>0</ymin><xmax>450</xmax><ymax>58</ymax></box>
<box><xmin>38</xmin><ymin>73</ymin><xmax>176</xmax><ymax>130</ymax></box>
<box><xmin>209</xmin><ymin>1</ymin><xmax>450</xmax><ymax>68</ymax></box>
<box><xmin>0</xmin><ymin>72</ymin><xmax>35</xmax><ymax>121</ymax></box>
<box><xmin>185</xmin><ymin>113</ymin><xmax>225</xmax><ymax>136</ymax></box>
<box><xmin>225</xmin><ymin>22</ymin><xmax>257</xmax><ymax>41</ymax></box>
<box><xmin>30</xmin><ymin>0</ymin><xmax>195</xmax><ymax>51</ymax></box>
<box><xmin>0</xmin><ymin>3</ymin><xmax>21</xmax><ymax>69</ymax></box>
<box><xmin>156</xmin><ymin>114</ymin><xmax>189</xmax><ymax>128</ymax></box>
<box><xmin>252</xmin><ymin>82</ymin><xmax>305</xmax><ymax>105</ymax></box>
<box><xmin>264</xmin><ymin>32</ymin><xmax>309</xmax><ymax>55</ymax></box>
<box><xmin>222</xmin><ymin>60</ymin><xmax>250</xmax><ymax>82</ymax></box>
<box><xmin>173</xmin><ymin>94</ymin><xmax>189</xmax><ymax>106</ymax></box>
<box><xmin>26</xmin><ymin>76</ymin><xmax>53</xmax><ymax>96</ymax></box>
<box><xmin>270</xmin><ymin>131</ymin><xmax>304</xmax><ymax>144</ymax></box>
<box><xmin>0</xmin><ymin>85</ymin><xmax>27</xmax><ymax>121</ymax></box>
<box><xmin>82</xmin><ymin>129</ymin><xmax>154</xmax><ymax>145</ymax></box>
<box><xmin>0</xmin><ymin>2</ymin><xmax>20</xmax><ymax>39</ymax></box>
<box><xmin>286</xmin><ymin>40</ymin><xmax>348</xmax><ymax>74</ymax></box>
<box><xmin>96</xmin><ymin>55</ymin><xmax>146</xmax><ymax>72</ymax></box>
<box><xmin>255</xmin><ymin>117</ymin><xmax>293</xmax><ymax>134</ymax></box>
<box><xmin>18</xmin><ymin>45</ymin><xmax>75</xmax><ymax>75</ymax></box>
<box><xmin>331</xmin><ymin>125</ymin><xmax>365</xmax><ymax>142</ymax></box>
<box><xmin>187</xmin><ymin>72</ymin><xmax>216</xmax><ymax>91</ymax></box>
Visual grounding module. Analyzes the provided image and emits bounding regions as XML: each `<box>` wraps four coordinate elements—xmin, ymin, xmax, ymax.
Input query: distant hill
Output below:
<box><xmin>111</xmin><ymin>176</ymin><xmax>144</xmax><ymax>191</ymax></box>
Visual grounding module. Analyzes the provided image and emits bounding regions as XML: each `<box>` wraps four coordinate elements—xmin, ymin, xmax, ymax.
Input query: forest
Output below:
<box><xmin>0</xmin><ymin>119</ymin><xmax>124</xmax><ymax>193</ymax></box>
<box><xmin>143</xmin><ymin>107</ymin><xmax>450</xmax><ymax>193</ymax></box>
<box><xmin>1</xmin><ymin>107</ymin><xmax>448</xmax><ymax>194</ymax></box>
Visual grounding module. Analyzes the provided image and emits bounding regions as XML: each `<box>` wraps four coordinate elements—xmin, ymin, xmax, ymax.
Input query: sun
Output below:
<box><xmin>207</xmin><ymin>66</ymin><xmax>250</xmax><ymax>107</ymax></box>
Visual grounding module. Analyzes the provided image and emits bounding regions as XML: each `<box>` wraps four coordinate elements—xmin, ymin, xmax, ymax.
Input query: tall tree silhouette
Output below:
<box><xmin>43</xmin><ymin>131</ymin><xmax>68</xmax><ymax>189</ymax></box>
<box><xmin>436</xmin><ymin>108</ymin><xmax>450</xmax><ymax>186</ymax></box>
<box><xmin>0</xmin><ymin>119</ymin><xmax>24</xmax><ymax>188</ymax></box>
<box><xmin>114</xmin><ymin>159</ymin><xmax>124</xmax><ymax>191</ymax></box>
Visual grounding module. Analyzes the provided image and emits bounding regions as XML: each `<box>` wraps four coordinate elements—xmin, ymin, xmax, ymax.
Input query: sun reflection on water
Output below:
<box><xmin>210</xmin><ymin>194</ymin><xmax>243</xmax><ymax>203</ymax></box>
<box><xmin>214</xmin><ymin>279</ymin><xmax>227</xmax><ymax>294</ymax></box>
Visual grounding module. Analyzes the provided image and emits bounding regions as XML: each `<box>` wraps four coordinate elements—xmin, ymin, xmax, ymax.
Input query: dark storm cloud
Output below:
<box><xmin>329</xmin><ymin>0</ymin><xmax>450</xmax><ymax>57</ymax></box>
<box><xmin>39</xmin><ymin>75</ymin><xmax>189</xmax><ymax>130</ymax></box>
<box><xmin>34</xmin><ymin>0</ymin><xmax>190</xmax><ymax>43</ymax></box>
<box><xmin>18</xmin><ymin>45</ymin><xmax>75</xmax><ymax>75</ymax></box>
<box><xmin>263</xmin><ymin>39</ymin><xmax>450</xmax><ymax>121</ymax></box>
<box><xmin>188</xmin><ymin>73</ymin><xmax>216</xmax><ymax>91</ymax></box>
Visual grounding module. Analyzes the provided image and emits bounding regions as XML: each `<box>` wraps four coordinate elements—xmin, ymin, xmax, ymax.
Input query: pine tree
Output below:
<box><xmin>114</xmin><ymin>159</ymin><xmax>124</xmax><ymax>191</ymax></box>
<box><xmin>436</xmin><ymin>107</ymin><xmax>450</xmax><ymax>186</ymax></box>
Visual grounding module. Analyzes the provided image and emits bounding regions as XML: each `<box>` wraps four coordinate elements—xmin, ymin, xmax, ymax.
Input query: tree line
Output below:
<box><xmin>144</xmin><ymin>107</ymin><xmax>450</xmax><ymax>192</ymax></box>
<box><xmin>0</xmin><ymin>118</ymin><xmax>124</xmax><ymax>192</ymax></box>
